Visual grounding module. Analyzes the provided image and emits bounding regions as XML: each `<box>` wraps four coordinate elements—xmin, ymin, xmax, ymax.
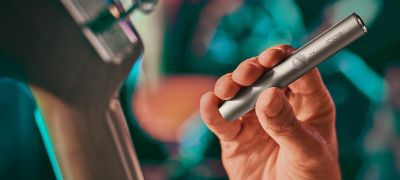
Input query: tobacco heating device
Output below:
<box><xmin>219</xmin><ymin>13</ymin><xmax>367</xmax><ymax>121</ymax></box>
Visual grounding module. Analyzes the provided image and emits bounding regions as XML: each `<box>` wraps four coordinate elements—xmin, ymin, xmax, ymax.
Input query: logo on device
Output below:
<box><xmin>326</xmin><ymin>32</ymin><xmax>344</xmax><ymax>44</ymax></box>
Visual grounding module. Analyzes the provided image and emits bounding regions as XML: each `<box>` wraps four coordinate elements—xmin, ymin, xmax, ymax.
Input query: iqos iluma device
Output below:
<box><xmin>219</xmin><ymin>13</ymin><xmax>367</xmax><ymax>121</ymax></box>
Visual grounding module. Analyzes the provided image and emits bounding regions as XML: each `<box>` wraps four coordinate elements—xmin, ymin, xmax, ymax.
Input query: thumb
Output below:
<box><xmin>255</xmin><ymin>87</ymin><xmax>319</xmax><ymax>153</ymax></box>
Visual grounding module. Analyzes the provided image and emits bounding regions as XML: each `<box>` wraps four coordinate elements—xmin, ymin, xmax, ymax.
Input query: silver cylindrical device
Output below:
<box><xmin>219</xmin><ymin>13</ymin><xmax>367</xmax><ymax>121</ymax></box>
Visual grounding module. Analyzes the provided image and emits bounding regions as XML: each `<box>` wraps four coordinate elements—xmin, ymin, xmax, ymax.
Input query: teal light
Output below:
<box><xmin>22</xmin><ymin>85</ymin><xmax>64</xmax><ymax>180</ymax></box>
<box><xmin>33</xmin><ymin>107</ymin><xmax>63</xmax><ymax>180</ymax></box>
<box><xmin>178</xmin><ymin>115</ymin><xmax>212</xmax><ymax>167</ymax></box>
<box><xmin>223</xmin><ymin>4</ymin><xmax>253</xmax><ymax>36</ymax></box>
<box><xmin>262</xmin><ymin>0</ymin><xmax>306</xmax><ymax>41</ymax></box>
<box><xmin>208</xmin><ymin>29</ymin><xmax>238</xmax><ymax>64</ymax></box>
<box><xmin>252</xmin><ymin>16</ymin><xmax>273</xmax><ymax>36</ymax></box>
<box><xmin>330</xmin><ymin>0</ymin><xmax>383</xmax><ymax>26</ymax></box>
<box><xmin>266</xmin><ymin>26</ymin><xmax>292</xmax><ymax>47</ymax></box>
<box><xmin>125</xmin><ymin>56</ymin><xmax>143</xmax><ymax>99</ymax></box>
<box><xmin>335</xmin><ymin>50</ymin><xmax>388</xmax><ymax>104</ymax></box>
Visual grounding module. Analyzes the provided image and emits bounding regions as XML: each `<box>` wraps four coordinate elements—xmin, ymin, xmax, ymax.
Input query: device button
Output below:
<box><xmin>292</xmin><ymin>54</ymin><xmax>308</xmax><ymax>69</ymax></box>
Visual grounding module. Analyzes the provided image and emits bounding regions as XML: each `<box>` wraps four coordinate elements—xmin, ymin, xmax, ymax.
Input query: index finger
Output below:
<box><xmin>200</xmin><ymin>92</ymin><xmax>242</xmax><ymax>141</ymax></box>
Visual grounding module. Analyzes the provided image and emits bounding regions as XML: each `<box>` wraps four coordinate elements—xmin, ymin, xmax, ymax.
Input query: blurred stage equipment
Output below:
<box><xmin>0</xmin><ymin>0</ymin><xmax>157</xmax><ymax>179</ymax></box>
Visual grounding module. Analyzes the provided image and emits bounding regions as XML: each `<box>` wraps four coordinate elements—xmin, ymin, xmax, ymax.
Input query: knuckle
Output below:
<box><xmin>316</xmin><ymin>91</ymin><xmax>336</xmax><ymax>116</ymax></box>
<box><xmin>233</xmin><ymin>63</ymin><xmax>262</xmax><ymax>86</ymax></box>
<box><xmin>216</xmin><ymin>73</ymin><xmax>232</xmax><ymax>84</ymax></box>
<box><xmin>214</xmin><ymin>73</ymin><xmax>230</xmax><ymax>88</ymax></box>
<box><xmin>200</xmin><ymin>91</ymin><xmax>216</xmax><ymax>107</ymax></box>
<box><xmin>214</xmin><ymin>73</ymin><xmax>239</xmax><ymax>99</ymax></box>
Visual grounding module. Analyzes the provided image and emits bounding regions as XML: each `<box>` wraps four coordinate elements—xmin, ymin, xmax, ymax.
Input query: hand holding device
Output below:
<box><xmin>200</xmin><ymin>13</ymin><xmax>367</xmax><ymax>180</ymax></box>
<box><xmin>200</xmin><ymin>44</ymin><xmax>340</xmax><ymax>180</ymax></box>
<box><xmin>219</xmin><ymin>13</ymin><xmax>367</xmax><ymax>121</ymax></box>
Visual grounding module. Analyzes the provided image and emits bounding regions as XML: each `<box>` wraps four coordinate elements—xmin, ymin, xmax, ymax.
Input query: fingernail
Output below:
<box><xmin>264</xmin><ymin>88</ymin><xmax>284</xmax><ymax>117</ymax></box>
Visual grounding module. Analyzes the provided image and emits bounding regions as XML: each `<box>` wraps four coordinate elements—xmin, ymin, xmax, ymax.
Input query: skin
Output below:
<box><xmin>200</xmin><ymin>45</ymin><xmax>341</xmax><ymax>180</ymax></box>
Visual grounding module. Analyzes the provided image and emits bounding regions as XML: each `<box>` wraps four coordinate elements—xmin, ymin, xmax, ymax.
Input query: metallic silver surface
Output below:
<box><xmin>219</xmin><ymin>13</ymin><xmax>367</xmax><ymax>121</ymax></box>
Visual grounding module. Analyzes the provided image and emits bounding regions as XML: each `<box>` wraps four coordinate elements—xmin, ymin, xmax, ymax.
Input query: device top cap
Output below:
<box><xmin>352</xmin><ymin>13</ymin><xmax>367</xmax><ymax>33</ymax></box>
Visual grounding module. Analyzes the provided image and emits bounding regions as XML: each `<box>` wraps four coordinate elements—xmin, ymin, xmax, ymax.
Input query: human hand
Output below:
<box><xmin>200</xmin><ymin>45</ymin><xmax>340</xmax><ymax>180</ymax></box>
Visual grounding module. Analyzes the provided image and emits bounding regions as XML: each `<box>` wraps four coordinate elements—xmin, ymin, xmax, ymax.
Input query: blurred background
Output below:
<box><xmin>1</xmin><ymin>0</ymin><xmax>400</xmax><ymax>179</ymax></box>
